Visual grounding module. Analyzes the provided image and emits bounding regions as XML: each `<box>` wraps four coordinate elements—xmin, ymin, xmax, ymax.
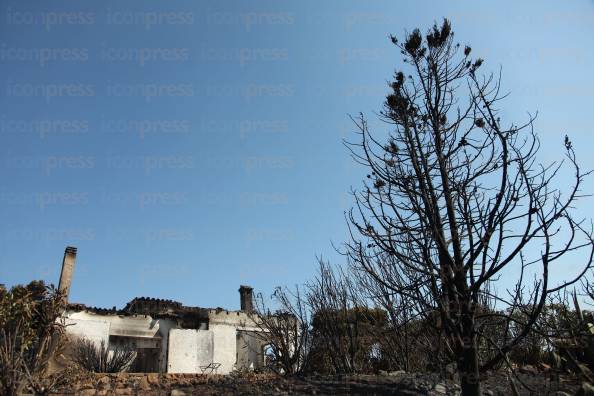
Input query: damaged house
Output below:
<box><xmin>57</xmin><ymin>247</ymin><xmax>268</xmax><ymax>374</ymax></box>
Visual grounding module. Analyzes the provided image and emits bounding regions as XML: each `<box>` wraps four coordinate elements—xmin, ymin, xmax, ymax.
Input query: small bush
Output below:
<box><xmin>0</xmin><ymin>281</ymin><xmax>67</xmax><ymax>396</ymax></box>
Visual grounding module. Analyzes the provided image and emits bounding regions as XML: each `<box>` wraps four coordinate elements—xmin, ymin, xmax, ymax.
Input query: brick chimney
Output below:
<box><xmin>239</xmin><ymin>285</ymin><xmax>254</xmax><ymax>312</ymax></box>
<box><xmin>58</xmin><ymin>246</ymin><xmax>77</xmax><ymax>302</ymax></box>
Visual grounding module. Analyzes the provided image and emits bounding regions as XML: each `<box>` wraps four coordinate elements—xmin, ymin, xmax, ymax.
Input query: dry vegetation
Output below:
<box><xmin>251</xmin><ymin>19</ymin><xmax>594</xmax><ymax>396</ymax></box>
<box><xmin>0</xmin><ymin>281</ymin><xmax>73</xmax><ymax>395</ymax></box>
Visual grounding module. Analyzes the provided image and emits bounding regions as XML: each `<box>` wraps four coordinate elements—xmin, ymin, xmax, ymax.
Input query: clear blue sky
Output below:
<box><xmin>1</xmin><ymin>0</ymin><xmax>593</xmax><ymax>310</ymax></box>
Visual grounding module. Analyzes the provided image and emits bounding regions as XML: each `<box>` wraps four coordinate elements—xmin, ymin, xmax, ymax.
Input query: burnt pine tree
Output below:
<box><xmin>345</xmin><ymin>20</ymin><xmax>593</xmax><ymax>395</ymax></box>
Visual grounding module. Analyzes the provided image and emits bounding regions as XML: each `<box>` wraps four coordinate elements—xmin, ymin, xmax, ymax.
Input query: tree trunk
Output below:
<box><xmin>458</xmin><ymin>333</ymin><xmax>481</xmax><ymax>396</ymax></box>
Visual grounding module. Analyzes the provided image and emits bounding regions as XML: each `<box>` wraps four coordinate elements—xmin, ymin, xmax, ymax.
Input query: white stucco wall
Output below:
<box><xmin>209</xmin><ymin>322</ymin><xmax>236</xmax><ymax>374</ymax></box>
<box><xmin>167</xmin><ymin>329</ymin><xmax>214</xmax><ymax>373</ymax></box>
<box><xmin>64</xmin><ymin>316</ymin><xmax>110</xmax><ymax>347</ymax></box>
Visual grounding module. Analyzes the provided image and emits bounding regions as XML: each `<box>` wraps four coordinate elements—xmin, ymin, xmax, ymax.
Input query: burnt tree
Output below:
<box><xmin>251</xmin><ymin>286</ymin><xmax>312</xmax><ymax>375</ymax></box>
<box><xmin>344</xmin><ymin>19</ymin><xmax>594</xmax><ymax>395</ymax></box>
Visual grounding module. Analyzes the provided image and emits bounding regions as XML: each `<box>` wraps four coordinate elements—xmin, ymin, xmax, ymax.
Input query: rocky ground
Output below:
<box><xmin>50</xmin><ymin>371</ymin><xmax>583</xmax><ymax>395</ymax></box>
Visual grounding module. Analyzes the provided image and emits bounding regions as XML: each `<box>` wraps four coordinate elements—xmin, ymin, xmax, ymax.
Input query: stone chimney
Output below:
<box><xmin>58</xmin><ymin>246</ymin><xmax>77</xmax><ymax>302</ymax></box>
<box><xmin>239</xmin><ymin>285</ymin><xmax>254</xmax><ymax>312</ymax></box>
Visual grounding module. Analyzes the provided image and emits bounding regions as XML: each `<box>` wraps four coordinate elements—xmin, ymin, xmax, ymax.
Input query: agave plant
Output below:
<box><xmin>71</xmin><ymin>338</ymin><xmax>136</xmax><ymax>373</ymax></box>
